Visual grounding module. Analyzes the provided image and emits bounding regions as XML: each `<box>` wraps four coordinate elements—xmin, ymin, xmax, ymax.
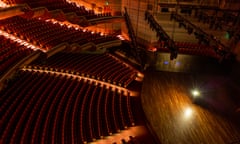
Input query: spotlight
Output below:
<box><xmin>184</xmin><ymin>107</ymin><xmax>193</xmax><ymax>119</ymax></box>
<box><xmin>192</xmin><ymin>89</ymin><xmax>200</xmax><ymax>97</ymax></box>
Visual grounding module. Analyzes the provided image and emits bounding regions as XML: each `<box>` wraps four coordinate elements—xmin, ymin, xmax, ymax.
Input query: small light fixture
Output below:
<box><xmin>192</xmin><ymin>89</ymin><xmax>200</xmax><ymax>97</ymax></box>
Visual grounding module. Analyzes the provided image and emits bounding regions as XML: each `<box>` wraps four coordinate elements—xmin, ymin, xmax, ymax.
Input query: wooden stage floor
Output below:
<box><xmin>141</xmin><ymin>70</ymin><xmax>240</xmax><ymax>144</ymax></box>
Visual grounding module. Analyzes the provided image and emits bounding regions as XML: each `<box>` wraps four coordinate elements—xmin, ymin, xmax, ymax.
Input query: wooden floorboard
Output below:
<box><xmin>141</xmin><ymin>70</ymin><xmax>240</xmax><ymax>144</ymax></box>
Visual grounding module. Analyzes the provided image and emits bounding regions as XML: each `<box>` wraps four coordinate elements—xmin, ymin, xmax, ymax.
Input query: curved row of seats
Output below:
<box><xmin>175</xmin><ymin>42</ymin><xmax>210</xmax><ymax>49</ymax></box>
<box><xmin>0</xmin><ymin>16</ymin><xmax>118</xmax><ymax>51</ymax></box>
<box><xmin>157</xmin><ymin>41</ymin><xmax>220</xmax><ymax>59</ymax></box>
<box><xmin>179</xmin><ymin>47</ymin><xmax>220</xmax><ymax>58</ymax></box>
<box><xmin>175</xmin><ymin>42</ymin><xmax>220</xmax><ymax>58</ymax></box>
<box><xmin>0</xmin><ymin>70</ymin><xmax>136</xmax><ymax>144</ymax></box>
<box><xmin>0</xmin><ymin>36</ymin><xmax>33</xmax><ymax>76</ymax></box>
<box><xmin>2</xmin><ymin>0</ymin><xmax>112</xmax><ymax>19</ymax></box>
<box><xmin>29</xmin><ymin>52</ymin><xmax>138</xmax><ymax>87</ymax></box>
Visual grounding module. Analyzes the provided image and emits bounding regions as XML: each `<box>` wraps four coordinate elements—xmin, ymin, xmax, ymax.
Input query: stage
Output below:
<box><xmin>141</xmin><ymin>70</ymin><xmax>240</xmax><ymax>144</ymax></box>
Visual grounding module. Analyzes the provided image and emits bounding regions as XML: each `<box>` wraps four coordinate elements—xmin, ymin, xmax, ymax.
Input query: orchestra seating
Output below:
<box><xmin>0</xmin><ymin>16</ymin><xmax>118</xmax><ymax>51</ymax></box>
<box><xmin>29</xmin><ymin>52</ymin><xmax>138</xmax><ymax>87</ymax></box>
<box><xmin>0</xmin><ymin>4</ymin><xmax>143</xmax><ymax>142</ymax></box>
<box><xmin>0</xmin><ymin>35</ymin><xmax>33</xmax><ymax>76</ymax></box>
<box><xmin>0</xmin><ymin>70</ymin><xmax>136</xmax><ymax>144</ymax></box>
<box><xmin>0</xmin><ymin>8</ymin><xmax>145</xmax><ymax>142</ymax></box>
<box><xmin>2</xmin><ymin>0</ymin><xmax>112</xmax><ymax>19</ymax></box>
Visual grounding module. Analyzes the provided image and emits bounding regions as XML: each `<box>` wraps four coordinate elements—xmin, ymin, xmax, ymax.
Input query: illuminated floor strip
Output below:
<box><xmin>0</xmin><ymin>30</ymin><xmax>45</xmax><ymax>52</ymax></box>
<box><xmin>21</xmin><ymin>67</ymin><xmax>139</xmax><ymax>96</ymax></box>
<box><xmin>90</xmin><ymin>126</ymin><xmax>147</xmax><ymax>144</ymax></box>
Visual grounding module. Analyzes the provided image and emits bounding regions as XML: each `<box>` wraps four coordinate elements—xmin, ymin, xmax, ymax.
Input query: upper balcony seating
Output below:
<box><xmin>0</xmin><ymin>35</ymin><xmax>33</xmax><ymax>76</ymax></box>
<box><xmin>0</xmin><ymin>16</ymin><xmax>118</xmax><ymax>51</ymax></box>
<box><xmin>0</xmin><ymin>70</ymin><xmax>136</xmax><ymax>143</ymax></box>
<box><xmin>2</xmin><ymin>0</ymin><xmax>112</xmax><ymax>19</ymax></box>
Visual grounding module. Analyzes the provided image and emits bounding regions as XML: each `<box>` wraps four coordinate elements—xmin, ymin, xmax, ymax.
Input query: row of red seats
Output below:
<box><xmin>157</xmin><ymin>41</ymin><xmax>220</xmax><ymax>59</ymax></box>
<box><xmin>0</xmin><ymin>16</ymin><xmax>118</xmax><ymax>51</ymax></box>
<box><xmin>175</xmin><ymin>42</ymin><xmax>220</xmax><ymax>58</ymax></box>
<box><xmin>0</xmin><ymin>70</ymin><xmax>136</xmax><ymax>143</ymax></box>
<box><xmin>175</xmin><ymin>42</ymin><xmax>211</xmax><ymax>49</ymax></box>
<box><xmin>179</xmin><ymin>47</ymin><xmax>220</xmax><ymax>58</ymax></box>
<box><xmin>0</xmin><ymin>36</ymin><xmax>33</xmax><ymax>76</ymax></box>
<box><xmin>30</xmin><ymin>52</ymin><xmax>138</xmax><ymax>87</ymax></box>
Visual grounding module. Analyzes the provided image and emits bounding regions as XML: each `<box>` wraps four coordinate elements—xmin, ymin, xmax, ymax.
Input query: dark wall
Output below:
<box><xmin>230</xmin><ymin>61</ymin><xmax>240</xmax><ymax>85</ymax></box>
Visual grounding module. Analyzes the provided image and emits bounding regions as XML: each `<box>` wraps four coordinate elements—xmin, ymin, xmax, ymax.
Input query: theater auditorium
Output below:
<box><xmin>0</xmin><ymin>0</ymin><xmax>240</xmax><ymax>144</ymax></box>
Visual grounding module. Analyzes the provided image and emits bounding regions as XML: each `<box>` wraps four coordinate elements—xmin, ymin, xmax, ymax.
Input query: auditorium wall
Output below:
<box><xmin>231</xmin><ymin>41</ymin><xmax>240</xmax><ymax>85</ymax></box>
<box><xmin>234</xmin><ymin>41</ymin><xmax>240</xmax><ymax>62</ymax></box>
